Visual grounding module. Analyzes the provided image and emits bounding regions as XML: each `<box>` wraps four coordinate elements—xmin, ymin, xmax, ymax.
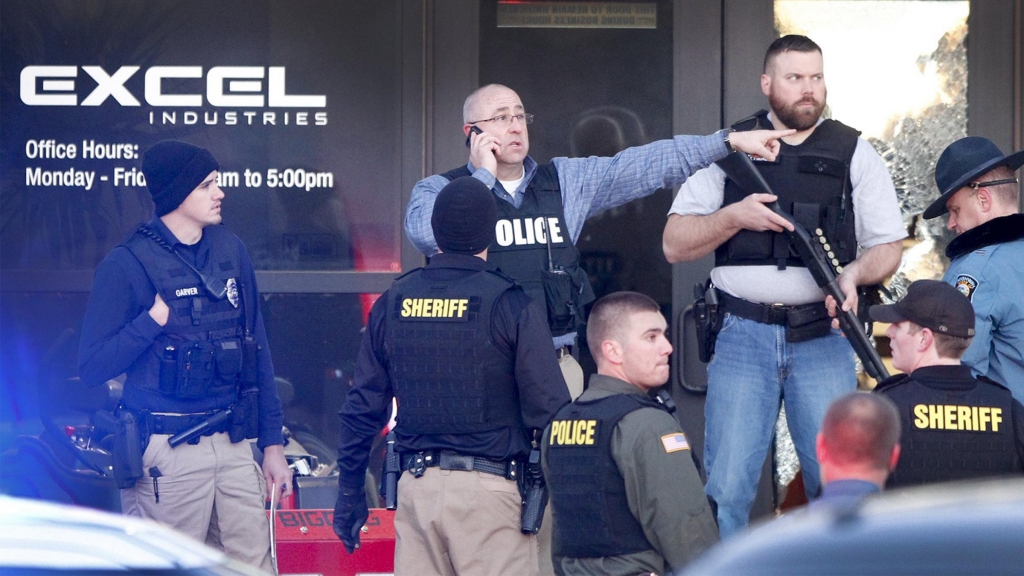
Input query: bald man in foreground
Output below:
<box><xmin>812</xmin><ymin>392</ymin><xmax>901</xmax><ymax>507</ymax></box>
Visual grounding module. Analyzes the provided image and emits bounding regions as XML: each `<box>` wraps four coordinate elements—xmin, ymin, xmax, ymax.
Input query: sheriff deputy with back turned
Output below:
<box><xmin>333</xmin><ymin>176</ymin><xmax>571</xmax><ymax>575</ymax></box>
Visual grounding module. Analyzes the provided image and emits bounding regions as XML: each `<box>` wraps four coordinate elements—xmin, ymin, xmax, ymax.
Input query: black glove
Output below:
<box><xmin>333</xmin><ymin>490</ymin><xmax>369</xmax><ymax>554</ymax></box>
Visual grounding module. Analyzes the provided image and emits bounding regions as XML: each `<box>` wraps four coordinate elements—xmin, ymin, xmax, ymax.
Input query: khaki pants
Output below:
<box><xmin>558</xmin><ymin>353</ymin><xmax>584</xmax><ymax>401</ymax></box>
<box><xmin>394</xmin><ymin>467</ymin><xmax>538</xmax><ymax>576</ymax></box>
<box><xmin>121</xmin><ymin>432</ymin><xmax>272</xmax><ymax>573</ymax></box>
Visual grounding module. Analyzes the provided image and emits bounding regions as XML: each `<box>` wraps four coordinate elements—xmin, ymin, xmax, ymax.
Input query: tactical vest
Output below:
<box><xmin>123</xmin><ymin>225</ymin><xmax>245</xmax><ymax>406</ymax></box>
<box><xmin>384</xmin><ymin>266</ymin><xmax>521</xmax><ymax>435</ymax></box>
<box><xmin>716</xmin><ymin>110</ymin><xmax>860</xmax><ymax>270</ymax></box>
<box><xmin>546</xmin><ymin>394</ymin><xmax>660</xmax><ymax>558</ymax></box>
<box><xmin>442</xmin><ymin>165</ymin><xmax>595</xmax><ymax>336</ymax></box>
<box><xmin>878</xmin><ymin>374</ymin><xmax>1023</xmax><ymax>488</ymax></box>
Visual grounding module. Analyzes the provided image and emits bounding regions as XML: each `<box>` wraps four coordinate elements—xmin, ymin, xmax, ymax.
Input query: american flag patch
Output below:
<box><xmin>660</xmin><ymin>433</ymin><xmax>690</xmax><ymax>453</ymax></box>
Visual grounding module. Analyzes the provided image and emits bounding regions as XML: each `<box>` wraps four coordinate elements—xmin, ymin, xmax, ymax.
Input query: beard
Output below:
<box><xmin>768</xmin><ymin>90</ymin><xmax>826</xmax><ymax>131</ymax></box>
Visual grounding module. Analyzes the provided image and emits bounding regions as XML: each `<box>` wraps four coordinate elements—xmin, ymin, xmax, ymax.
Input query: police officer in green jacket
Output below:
<box><xmin>542</xmin><ymin>292</ymin><xmax>719</xmax><ymax>575</ymax></box>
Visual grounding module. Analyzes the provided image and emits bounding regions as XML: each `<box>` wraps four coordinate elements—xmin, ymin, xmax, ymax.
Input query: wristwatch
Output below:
<box><xmin>723</xmin><ymin>128</ymin><xmax>737</xmax><ymax>153</ymax></box>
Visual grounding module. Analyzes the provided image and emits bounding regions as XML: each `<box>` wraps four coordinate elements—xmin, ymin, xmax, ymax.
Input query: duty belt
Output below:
<box><xmin>145</xmin><ymin>411</ymin><xmax>230</xmax><ymax>436</ymax></box>
<box><xmin>719</xmin><ymin>291</ymin><xmax>827</xmax><ymax>326</ymax></box>
<box><xmin>401</xmin><ymin>450</ymin><xmax>520</xmax><ymax>481</ymax></box>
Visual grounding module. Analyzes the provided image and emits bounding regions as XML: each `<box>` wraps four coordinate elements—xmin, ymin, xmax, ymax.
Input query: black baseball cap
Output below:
<box><xmin>869</xmin><ymin>280</ymin><xmax>975</xmax><ymax>338</ymax></box>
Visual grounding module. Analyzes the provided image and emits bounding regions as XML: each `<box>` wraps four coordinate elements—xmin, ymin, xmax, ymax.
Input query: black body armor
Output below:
<box><xmin>546</xmin><ymin>394</ymin><xmax>662</xmax><ymax>558</ymax></box>
<box><xmin>716</xmin><ymin>110</ymin><xmax>860</xmax><ymax>270</ymax></box>
<box><xmin>442</xmin><ymin>165</ymin><xmax>595</xmax><ymax>336</ymax></box>
<box><xmin>384</xmin><ymin>266</ymin><xmax>521</xmax><ymax>435</ymax></box>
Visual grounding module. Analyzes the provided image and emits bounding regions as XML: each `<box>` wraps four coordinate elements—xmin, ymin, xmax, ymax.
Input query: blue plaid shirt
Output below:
<box><xmin>406</xmin><ymin>132</ymin><xmax>729</xmax><ymax>254</ymax></box>
<box><xmin>405</xmin><ymin>131</ymin><xmax>730</xmax><ymax>345</ymax></box>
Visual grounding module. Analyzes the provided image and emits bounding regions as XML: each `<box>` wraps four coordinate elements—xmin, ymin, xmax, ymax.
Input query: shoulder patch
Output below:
<box><xmin>954</xmin><ymin>274</ymin><xmax>979</xmax><ymax>302</ymax></box>
<box><xmin>660</xmin><ymin>433</ymin><xmax>690</xmax><ymax>453</ymax></box>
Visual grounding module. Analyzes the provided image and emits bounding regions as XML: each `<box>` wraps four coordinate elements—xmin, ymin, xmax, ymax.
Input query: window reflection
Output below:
<box><xmin>776</xmin><ymin>1</ymin><xmax>970</xmax><ymax>289</ymax></box>
<box><xmin>262</xmin><ymin>293</ymin><xmax>376</xmax><ymax>449</ymax></box>
<box><xmin>774</xmin><ymin>0</ymin><xmax>969</xmax><ymax>495</ymax></box>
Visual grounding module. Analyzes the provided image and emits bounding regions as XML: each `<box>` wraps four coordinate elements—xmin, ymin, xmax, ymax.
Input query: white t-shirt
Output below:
<box><xmin>498</xmin><ymin>175</ymin><xmax>526</xmax><ymax>199</ymax></box>
<box><xmin>668</xmin><ymin>120</ymin><xmax>906</xmax><ymax>305</ymax></box>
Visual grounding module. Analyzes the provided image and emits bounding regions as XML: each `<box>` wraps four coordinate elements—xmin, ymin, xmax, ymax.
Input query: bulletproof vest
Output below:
<box><xmin>123</xmin><ymin>225</ymin><xmax>245</xmax><ymax>404</ymax></box>
<box><xmin>384</xmin><ymin>266</ymin><xmax>521</xmax><ymax>435</ymax></box>
<box><xmin>880</xmin><ymin>375</ymin><xmax>1023</xmax><ymax>488</ymax></box>
<box><xmin>716</xmin><ymin>110</ymin><xmax>860</xmax><ymax>270</ymax></box>
<box><xmin>546</xmin><ymin>394</ymin><xmax>659</xmax><ymax>558</ymax></box>
<box><xmin>442</xmin><ymin>165</ymin><xmax>595</xmax><ymax>336</ymax></box>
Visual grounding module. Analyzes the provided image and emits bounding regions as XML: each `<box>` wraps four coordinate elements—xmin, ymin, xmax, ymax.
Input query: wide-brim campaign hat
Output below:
<box><xmin>923</xmin><ymin>136</ymin><xmax>1024</xmax><ymax>219</ymax></box>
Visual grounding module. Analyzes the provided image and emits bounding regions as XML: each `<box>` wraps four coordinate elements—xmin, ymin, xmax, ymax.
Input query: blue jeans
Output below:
<box><xmin>704</xmin><ymin>313</ymin><xmax>856</xmax><ymax>537</ymax></box>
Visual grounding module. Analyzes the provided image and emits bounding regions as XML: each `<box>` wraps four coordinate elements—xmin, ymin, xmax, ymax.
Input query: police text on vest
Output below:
<box><xmin>495</xmin><ymin>217</ymin><xmax>564</xmax><ymax>247</ymax></box>
<box><xmin>549</xmin><ymin>419</ymin><xmax>597</xmax><ymax>446</ymax></box>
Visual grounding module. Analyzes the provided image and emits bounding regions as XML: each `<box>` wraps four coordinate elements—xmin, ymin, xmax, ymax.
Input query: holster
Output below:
<box><xmin>518</xmin><ymin>448</ymin><xmax>547</xmax><ymax>535</ymax></box>
<box><xmin>380</xmin><ymin>431</ymin><xmax>400</xmax><ymax>510</ymax></box>
<box><xmin>98</xmin><ymin>409</ymin><xmax>147</xmax><ymax>489</ymax></box>
<box><xmin>785</xmin><ymin>302</ymin><xmax>832</xmax><ymax>343</ymax></box>
<box><xmin>693</xmin><ymin>281</ymin><xmax>721</xmax><ymax>363</ymax></box>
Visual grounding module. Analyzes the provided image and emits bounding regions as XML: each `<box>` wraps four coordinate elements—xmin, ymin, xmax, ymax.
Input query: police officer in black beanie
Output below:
<box><xmin>334</xmin><ymin>176</ymin><xmax>570</xmax><ymax>575</ymax></box>
<box><xmin>79</xmin><ymin>140</ymin><xmax>290</xmax><ymax>572</ymax></box>
<box><xmin>871</xmin><ymin>280</ymin><xmax>1024</xmax><ymax>488</ymax></box>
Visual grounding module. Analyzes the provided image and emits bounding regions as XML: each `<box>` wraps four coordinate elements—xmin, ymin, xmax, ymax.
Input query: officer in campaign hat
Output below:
<box><xmin>78</xmin><ymin>140</ymin><xmax>291</xmax><ymax>572</ymax></box>
<box><xmin>923</xmin><ymin>136</ymin><xmax>1024</xmax><ymax>402</ymax></box>
<box><xmin>871</xmin><ymin>280</ymin><xmax>1024</xmax><ymax>488</ymax></box>
<box><xmin>333</xmin><ymin>176</ymin><xmax>571</xmax><ymax>575</ymax></box>
<box><xmin>542</xmin><ymin>291</ymin><xmax>718</xmax><ymax>575</ymax></box>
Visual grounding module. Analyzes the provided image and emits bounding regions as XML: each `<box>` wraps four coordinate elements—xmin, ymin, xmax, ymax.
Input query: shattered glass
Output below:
<box><xmin>774</xmin><ymin>0</ymin><xmax>969</xmax><ymax>500</ymax></box>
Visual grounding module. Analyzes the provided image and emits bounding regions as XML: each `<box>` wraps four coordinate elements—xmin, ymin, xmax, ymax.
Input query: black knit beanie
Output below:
<box><xmin>142</xmin><ymin>140</ymin><xmax>220</xmax><ymax>216</ymax></box>
<box><xmin>431</xmin><ymin>176</ymin><xmax>497</xmax><ymax>255</ymax></box>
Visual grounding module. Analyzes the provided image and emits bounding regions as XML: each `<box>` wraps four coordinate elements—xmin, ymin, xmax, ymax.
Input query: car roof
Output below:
<box><xmin>683</xmin><ymin>478</ymin><xmax>1024</xmax><ymax>575</ymax></box>
<box><xmin>0</xmin><ymin>496</ymin><xmax>254</xmax><ymax>572</ymax></box>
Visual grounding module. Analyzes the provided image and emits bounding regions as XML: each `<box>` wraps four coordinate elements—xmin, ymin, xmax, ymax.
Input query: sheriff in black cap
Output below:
<box><xmin>871</xmin><ymin>279</ymin><xmax>1024</xmax><ymax>488</ymax></box>
<box><xmin>334</xmin><ymin>176</ymin><xmax>570</xmax><ymax>575</ymax></box>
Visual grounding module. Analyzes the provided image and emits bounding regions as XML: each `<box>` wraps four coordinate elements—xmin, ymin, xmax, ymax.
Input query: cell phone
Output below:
<box><xmin>465</xmin><ymin>125</ymin><xmax>483</xmax><ymax>148</ymax></box>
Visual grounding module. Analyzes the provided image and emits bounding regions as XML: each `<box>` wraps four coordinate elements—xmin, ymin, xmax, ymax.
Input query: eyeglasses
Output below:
<box><xmin>968</xmin><ymin>177</ymin><xmax>1018</xmax><ymax>190</ymax></box>
<box><xmin>467</xmin><ymin>113</ymin><xmax>534</xmax><ymax>127</ymax></box>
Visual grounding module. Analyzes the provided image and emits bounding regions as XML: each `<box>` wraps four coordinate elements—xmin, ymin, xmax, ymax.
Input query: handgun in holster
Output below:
<box><xmin>519</xmin><ymin>448</ymin><xmax>547</xmax><ymax>534</ymax></box>
<box><xmin>693</xmin><ymin>280</ymin><xmax>721</xmax><ymax>363</ymax></box>
<box><xmin>96</xmin><ymin>408</ymin><xmax>146</xmax><ymax>489</ymax></box>
<box><xmin>381</xmin><ymin>431</ymin><xmax>400</xmax><ymax>510</ymax></box>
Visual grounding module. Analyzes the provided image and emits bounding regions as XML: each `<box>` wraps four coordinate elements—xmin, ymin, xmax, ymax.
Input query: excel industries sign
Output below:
<box><xmin>2</xmin><ymin>2</ymin><xmax>332</xmax><ymax>195</ymax></box>
<box><xmin>19</xmin><ymin>65</ymin><xmax>328</xmax><ymax>191</ymax></box>
<box><xmin>1</xmin><ymin>0</ymin><xmax>386</xmax><ymax>271</ymax></box>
